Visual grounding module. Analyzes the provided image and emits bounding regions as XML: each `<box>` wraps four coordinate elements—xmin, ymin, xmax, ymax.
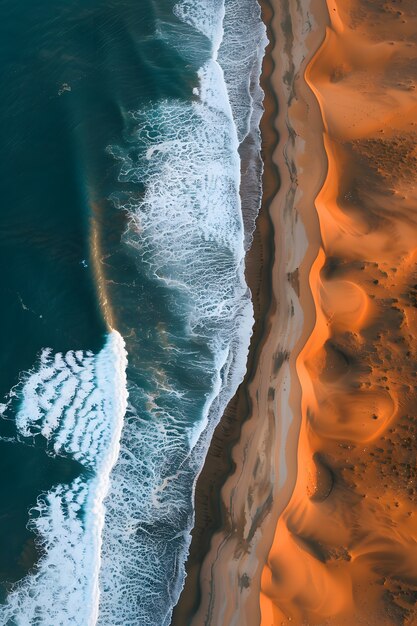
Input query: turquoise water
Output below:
<box><xmin>0</xmin><ymin>0</ymin><xmax>266</xmax><ymax>623</ymax></box>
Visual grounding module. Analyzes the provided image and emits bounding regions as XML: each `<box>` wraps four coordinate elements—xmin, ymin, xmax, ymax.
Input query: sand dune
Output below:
<box><xmin>261</xmin><ymin>0</ymin><xmax>417</xmax><ymax>623</ymax></box>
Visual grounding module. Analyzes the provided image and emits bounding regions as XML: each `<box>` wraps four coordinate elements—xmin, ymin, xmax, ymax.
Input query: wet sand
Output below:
<box><xmin>170</xmin><ymin>2</ymin><xmax>278</xmax><ymax>620</ymax></box>
<box><xmin>173</xmin><ymin>0</ymin><xmax>417</xmax><ymax>624</ymax></box>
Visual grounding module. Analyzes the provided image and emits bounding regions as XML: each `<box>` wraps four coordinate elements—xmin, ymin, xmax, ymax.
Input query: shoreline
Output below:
<box><xmin>172</xmin><ymin>0</ymin><xmax>327</xmax><ymax>623</ymax></box>
<box><xmin>170</xmin><ymin>0</ymin><xmax>278</xmax><ymax>622</ymax></box>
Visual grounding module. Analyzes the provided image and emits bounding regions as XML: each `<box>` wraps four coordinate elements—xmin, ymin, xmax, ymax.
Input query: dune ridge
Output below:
<box><xmin>261</xmin><ymin>0</ymin><xmax>417</xmax><ymax>624</ymax></box>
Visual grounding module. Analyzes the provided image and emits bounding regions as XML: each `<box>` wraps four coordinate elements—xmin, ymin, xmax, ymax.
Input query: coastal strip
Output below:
<box><xmin>172</xmin><ymin>0</ymin><xmax>326</xmax><ymax>623</ymax></box>
<box><xmin>170</xmin><ymin>0</ymin><xmax>277</xmax><ymax>621</ymax></box>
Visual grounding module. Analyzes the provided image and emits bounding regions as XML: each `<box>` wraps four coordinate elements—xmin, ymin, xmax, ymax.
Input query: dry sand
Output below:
<box><xmin>173</xmin><ymin>0</ymin><xmax>417</xmax><ymax>624</ymax></box>
<box><xmin>261</xmin><ymin>0</ymin><xmax>417</xmax><ymax>623</ymax></box>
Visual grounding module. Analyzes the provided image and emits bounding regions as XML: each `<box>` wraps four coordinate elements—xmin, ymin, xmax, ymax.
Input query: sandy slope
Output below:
<box><xmin>261</xmin><ymin>0</ymin><xmax>417</xmax><ymax>624</ymax></box>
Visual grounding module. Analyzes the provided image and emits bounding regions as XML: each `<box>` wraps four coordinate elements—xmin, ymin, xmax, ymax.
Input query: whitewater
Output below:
<box><xmin>0</xmin><ymin>1</ymin><xmax>266</xmax><ymax>624</ymax></box>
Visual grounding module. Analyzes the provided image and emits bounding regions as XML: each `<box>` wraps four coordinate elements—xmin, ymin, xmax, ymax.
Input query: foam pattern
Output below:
<box><xmin>108</xmin><ymin>70</ymin><xmax>246</xmax><ymax>336</ymax></box>
<box><xmin>95</xmin><ymin>2</ymin><xmax>266</xmax><ymax>624</ymax></box>
<box><xmin>173</xmin><ymin>0</ymin><xmax>224</xmax><ymax>54</ymax></box>
<box><xmin>0</xmin><ymin>331</ymin><xmax>128</xmax><ymax>625</ymax></box>
<box><xmin>220</xmin><ymin>0</ymin><xmax>267</xmax><ymax>249</ymax></box>
<box><xmin>220</xmin><ymin>0</ymin><xmax>267</xmax><ymax>143</ymax></box>
<box><xmin>98</xmin><ymin>69</ymin><xmax>252</xmax><ymax>626</ymax></box>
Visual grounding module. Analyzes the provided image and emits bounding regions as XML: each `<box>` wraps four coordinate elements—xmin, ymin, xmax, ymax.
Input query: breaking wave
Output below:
<box><xmin>97</xmin><ymin>1</ymin><xmax>267</xmax><ymax>624</ymax></box>
<box><xmin>0</xmin><ymin>332</ymin><xmax>127</xmax><ymax>625</ymax></box>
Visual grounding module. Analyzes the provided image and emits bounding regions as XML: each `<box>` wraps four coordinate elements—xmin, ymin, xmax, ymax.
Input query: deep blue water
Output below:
<box><xmin>0</xmin><ymin>0</ymin><xmax>192</xmax><ymax>592</ymax></box>
<box><xmin>0</xmin><ymin>0</ymin><xmax>266</xmax><ymax>623</ymax></box>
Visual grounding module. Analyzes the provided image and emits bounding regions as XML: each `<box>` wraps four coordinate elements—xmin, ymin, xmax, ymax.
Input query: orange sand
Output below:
<box><xmin>261</xmin><ymin>0</ymin><xmax>417</xmax><ymax>624</ymax></box>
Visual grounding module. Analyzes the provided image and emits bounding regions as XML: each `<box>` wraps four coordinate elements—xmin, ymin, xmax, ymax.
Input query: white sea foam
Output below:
<box><xmin>220</xmin><ymin>0</ymin><xmax>267</xmax><ymax>249</ymax></box>
<box><xmin>0</xmin><ymin>331</ymin><xmax>127</xmax><ymax>625</ymax></box>
<box><xmin>219</xmin><ymin>0</ymin><xmax>267</xmax><ymax>144</ymax></box>
<box><xmin>173</xmin><ymin>0</ymin><xmax>224</xmax><ymax>56</ymax></box>
<box><xmin>95</xmin><ymin>2</ymin><xmax>266</xmax><ymax>625</ymax></box>
<box><xmin>98</xmin><ymin>57</ymin><xmax>253</xmax><ymax>624</ymax></box>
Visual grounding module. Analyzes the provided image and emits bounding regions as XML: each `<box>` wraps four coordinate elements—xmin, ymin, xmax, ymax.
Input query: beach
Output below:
<box><xmin>174</xmin><ymin>0</ymin><xmax>417</xmax><ymax>624</ymax></box>
<box><xmin>1</xmin><ymin>0</ymin><xmax>416</xmax><ymax>621</ymax></box>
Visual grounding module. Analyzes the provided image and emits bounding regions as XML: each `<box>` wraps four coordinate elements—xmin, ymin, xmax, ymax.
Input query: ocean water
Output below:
<box><xmin>0</xmin><ymin>0</ymin><xmax>266</xmax><ymax>624</ymax></box>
